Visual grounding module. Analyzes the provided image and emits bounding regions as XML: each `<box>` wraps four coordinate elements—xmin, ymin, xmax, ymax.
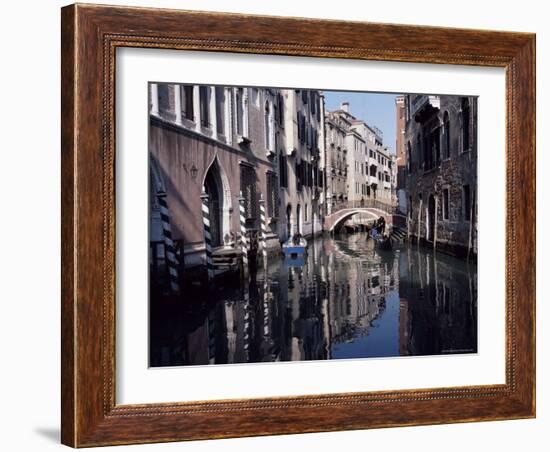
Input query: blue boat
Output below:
<box><xmin>282</xmin><ymin>236</ymin><xmax>307</xmax><ymax>259</ymax></box>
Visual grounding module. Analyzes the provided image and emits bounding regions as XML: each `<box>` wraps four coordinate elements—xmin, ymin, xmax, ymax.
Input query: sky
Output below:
<box><xmin>324</xmin><ymin>91</ymin><xmax>400</xmax><ymax>154</ymax></box>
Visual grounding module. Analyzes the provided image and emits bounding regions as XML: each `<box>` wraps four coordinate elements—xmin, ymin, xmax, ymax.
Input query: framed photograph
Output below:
<box><xmin>61</xmin><ymin>3</ymin><xmax>536</xmax><ymax>447</ymax></box>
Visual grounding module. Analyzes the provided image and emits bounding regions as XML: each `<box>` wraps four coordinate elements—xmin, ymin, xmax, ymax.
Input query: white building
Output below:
<box><xmin>278</xmin><ymin>89</ymin><xmax>326</xmax><ymax>240</ymax></box>
<box><xmin>328</xmin><ymin>102</ymin><xmax>396</xmax><ymax>210</ymax></box>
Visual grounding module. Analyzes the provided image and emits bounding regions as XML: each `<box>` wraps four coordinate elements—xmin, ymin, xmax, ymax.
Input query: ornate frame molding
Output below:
<box><xmin>61</xmin><ymin>4</ymin><xmax>535</xmax><ymax>447</ymax></box>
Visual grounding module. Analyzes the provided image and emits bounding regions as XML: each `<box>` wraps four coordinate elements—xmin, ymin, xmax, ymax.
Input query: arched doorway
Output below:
<box><xmin>202</xmin><ymin>156</ymin><xmax>232</xmax><ymax>248</ymax></box>
<box><xmin>427</xmin><ymin>194</ymin><xmax>436</xmax><ymax>242</ymax></box>
<box><xmin>204</xmin><ymin>169</ymin><xmax>223</xmax><ymax>247</ymax></box>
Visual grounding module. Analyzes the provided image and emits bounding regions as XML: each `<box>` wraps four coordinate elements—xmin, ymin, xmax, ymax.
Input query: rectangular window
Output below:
<box><xmin>317</xmin><ymin>168</ymin><xmax>324</xmax><ymax>188</ymax></box>
<box><xmin>279</xmin><ymin>155</ymin><xmax>288</xmax><ymax>188</ymax></box>
<box><xmin>199</xmin><ymin>86</ymin><xmax>209</xmax><ymax>127</ymax></box>
<box><xmin>215</xmin><ymin>87</ymin><xmax>225</xmax><ymax>135</ymax></box>
<box><xmin>300</xmin><ymin>115</ymin><xmax>306</xmax><ymax>145</ymax></box>
<box><xmin>463</xmin><ymin>185</ymin><xmax>471</xmax><ymax>221</ymax></box>
<box><xmin>182</xmin><ymin>85</ymin><xmax>194</xmax><ymax>120</ymax></box>
<box><xmin>240</xmin><ymin>165</ymin><xmax>257</xmax><ymax>220</ymax></box>
<box><xmin>199</xmin><ymin>86</ymin><xmax>210</xmax><ymax>127</ymax></box>
<box><xmin>236</xmin><ymin>88</ymin><xmax>244</xmax><ymax>135</ymax></box>
<box><xmin>424</xmin><ymin>132</ymin><xmax>432</xmax><ymax>170</ymax></box>
<box><xmin>278</xmin><ymin>93</ymin><xmax>285</xmax><ymax>126</ymax></box>
<box><xmin>266</xmin><ymin>172</ymin><xmax>279</xmax><ymax>218</ymax></box>
<box><xmin>158</xmin><ymin>84</ymin><xmax>170</xmax><ymax>114</ymax></box>
<box><xmin>296</xmin><ymin>161</ymin><xmax>302</xmax><ymax>192</ymax></box>
<box><xmin>443</xmin><ymin>188</ymin><xmax>450</xmax><ymax>220</ymax></box>
<box><xmin>436</xmin><ymin>127</ymin><xmax>441</xmax><ymax>164</ymax></box>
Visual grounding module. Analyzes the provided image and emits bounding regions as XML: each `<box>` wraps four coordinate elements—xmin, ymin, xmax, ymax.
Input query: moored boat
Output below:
<box><xmin>282</xmin><ymin>234</ymin><xmax>307</xmax><ymax>259</ymax></box>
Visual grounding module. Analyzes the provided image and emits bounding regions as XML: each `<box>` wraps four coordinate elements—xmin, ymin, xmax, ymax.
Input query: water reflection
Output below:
<box><xmin>149</xmin><ymin>233</ymin><xmax>477</xmax><ymax>367</ymax></box>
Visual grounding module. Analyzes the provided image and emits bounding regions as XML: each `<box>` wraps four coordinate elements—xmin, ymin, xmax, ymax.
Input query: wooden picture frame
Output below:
<box><xmin>61</xmin><ymin>3</ymin><xmax>536</xmax><ymax>447</ymax></box>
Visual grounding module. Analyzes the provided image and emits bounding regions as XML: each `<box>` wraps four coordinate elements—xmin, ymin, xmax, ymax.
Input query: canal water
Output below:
<box><xmin>150</xmin><ymin>233</ymin><xmax>477</xmax><ymax>367</ymax></box>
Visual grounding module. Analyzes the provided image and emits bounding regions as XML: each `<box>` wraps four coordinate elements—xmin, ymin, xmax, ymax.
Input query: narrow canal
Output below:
<box><xmin>150</xmin><ymin>233</ymin><xmax>477</xmax><ymax>367</ymax></box>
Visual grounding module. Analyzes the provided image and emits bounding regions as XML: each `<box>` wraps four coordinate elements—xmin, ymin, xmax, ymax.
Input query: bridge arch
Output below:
<box><xmin>328</xmin><ymin>209</ymin><xmax>380</xmax><ymax>232</ymax></box>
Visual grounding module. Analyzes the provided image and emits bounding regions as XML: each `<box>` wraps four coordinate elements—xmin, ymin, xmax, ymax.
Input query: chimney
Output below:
<box><xmin>341</xmin><ymin>102</ymin><xmax>349</xmax><ymax>112</ymax></box>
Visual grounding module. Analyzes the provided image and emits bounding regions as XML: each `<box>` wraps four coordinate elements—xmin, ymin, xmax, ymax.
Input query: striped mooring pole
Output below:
<box><xmin>157</xmin><ymin>191</ymin><xmax>180</xmax><ymax>294</ymax></box>
<box><xmin>259</xmin><ymin>193</ymin><xmax>268</xmax><ymax>263</ymax></box>
<box><xmin>262</xmin><ymin>272</ymin><xmax>270</xmax><ymax>339</ymax></box>
<box><xmin>207</xmin><ymin>309</ymin><xmax>216</xmax><ymax>364</ymax></box>
<box><xmin>200</xmin><ymin>190</ymin><xmax>215</xmax><ymax>281</ymax></box>
<box><xmin>238</xmin><ymin>191</ymin><xmax>249</xmax><ymax>274</ymax></box>
<box><xmin>242</xmin><ymin>283</ymin><xmax>251</xmax><ymax>362</ymax></box>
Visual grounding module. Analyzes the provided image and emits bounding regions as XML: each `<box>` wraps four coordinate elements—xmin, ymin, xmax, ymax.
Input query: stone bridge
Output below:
<box><xmin>324</xmin><ymin>201</ymin><xmax>404</xmax><ymax>232</ymax></box>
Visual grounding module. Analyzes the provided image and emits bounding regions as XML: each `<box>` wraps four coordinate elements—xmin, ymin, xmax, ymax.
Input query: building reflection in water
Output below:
<box><xmin>149</xmin><ymin>233</ymin><xmax>477</xmax><ymax>367</ymax></box>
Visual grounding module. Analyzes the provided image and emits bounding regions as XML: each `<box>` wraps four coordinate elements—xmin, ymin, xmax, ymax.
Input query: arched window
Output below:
<box><xmin>461</xmin><ymin>98</ymin><xmax>470</xmax><ymax>152</ymax></box>
<box><xmin>443</xmin><ymin>111</ymin><xmax>451</xmax><ymax>159</ymax></box>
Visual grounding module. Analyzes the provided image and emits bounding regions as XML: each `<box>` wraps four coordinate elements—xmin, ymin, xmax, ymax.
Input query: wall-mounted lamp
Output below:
<box><xmin>190</xmin><ymin>164</ymin><xmax>198</xmax><ymax>180</ymax></box>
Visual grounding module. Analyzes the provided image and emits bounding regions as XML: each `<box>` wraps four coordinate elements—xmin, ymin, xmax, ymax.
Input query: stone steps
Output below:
<box><xmin>390</xmin><ymin>227</ymin><xmax>406</xmax><ymax>243</ymax></box>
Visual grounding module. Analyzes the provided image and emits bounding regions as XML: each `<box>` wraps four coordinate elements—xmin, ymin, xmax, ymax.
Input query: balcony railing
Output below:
<box><xmin>410</xmin><ymin>95</ymin><xmax>441</xmax><ymax>119</ymax></box>
<box><xmin>330</xmin><ymin>199</ymin><xmax>399</xmax><ymax>214</ymax></box>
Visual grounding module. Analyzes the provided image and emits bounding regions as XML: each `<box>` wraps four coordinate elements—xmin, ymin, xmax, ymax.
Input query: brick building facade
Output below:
<box><xmin>404</xmin><ymin>94</ymin><xmax>478</xmax><ymax>258</ymax></box>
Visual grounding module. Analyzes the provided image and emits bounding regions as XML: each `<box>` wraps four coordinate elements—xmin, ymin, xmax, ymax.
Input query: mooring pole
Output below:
<box><xmin>242</xmin><ymin>281</ymin><xmax>251</xmax><ymax>362</ymax></box>
<box><xmin>157</xmin><ymin>191</ymin><xmax>180</xmax><ymax>294</ymax></box>
<box><xmin>239</xmin><ymin>191</ymin><xmax>249</xmax><ymax>276</ymax></box>
<box><xmin>200</xmin><ymin>190</ymin><xmax>214</xmax><ymax>281</ymax></box>
<box><xmin>259</xmin><ymin>193</ymin><xmax>268</xmax><ymax>264</ymax></box>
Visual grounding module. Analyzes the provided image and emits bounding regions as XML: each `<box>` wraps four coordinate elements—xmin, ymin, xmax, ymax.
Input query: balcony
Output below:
<box><xmin>411</xmin><ymin>95</ymin><xmax>440</xmax><ymax>123</ymax></box>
